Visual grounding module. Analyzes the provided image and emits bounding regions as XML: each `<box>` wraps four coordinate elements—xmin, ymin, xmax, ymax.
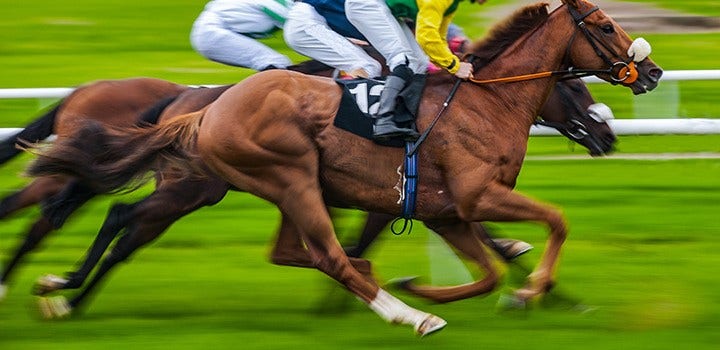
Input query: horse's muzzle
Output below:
<box><xmin>628</xmin><ymin>59</ymin><xmax>663</xmax><ymax>95</ymax></box>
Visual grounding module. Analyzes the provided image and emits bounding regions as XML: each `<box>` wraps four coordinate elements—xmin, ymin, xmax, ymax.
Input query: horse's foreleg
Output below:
<box><xmin>344</xmin><ymin>212</ymin><xmax>394</xmax><ymax>258</ymax></box>
<box><xmin>458</xmin><ymin>183</ymin><xmax>567</xmax><ymax>302</ymax></box>
<box><xmin>395</xmin><ymin>221</ymin><xmax>499</xmax><ymax>303</ymax></box>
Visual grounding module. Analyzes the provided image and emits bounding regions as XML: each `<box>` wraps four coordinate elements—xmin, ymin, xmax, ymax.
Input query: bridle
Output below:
<box><xmin>566</xmin><ymin>4</ymin><xmax>639</xmax><ymax>84</ymax></box>
<box><xmin>409</xmin><ymin>3</ymin><xmax>636</xmax><ymax>157</ymax></box>
<box><xmin>533</xmin><ymin>85</ymin><xmax>614</xmax><ymax>156</ymax></box>
<box><xmin>465</xmin><ymin>3</ymin><xmax>640</xmax><ymax>85</ymax></box>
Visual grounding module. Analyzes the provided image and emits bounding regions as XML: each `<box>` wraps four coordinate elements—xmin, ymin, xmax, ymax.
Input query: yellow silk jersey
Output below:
<box><xmin>387</xmin><ymin>0</ymin><xmax>465</xmax><ymax>73</ymax></box>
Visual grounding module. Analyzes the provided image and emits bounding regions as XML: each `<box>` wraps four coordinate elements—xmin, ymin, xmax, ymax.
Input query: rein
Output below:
<box><xmin>466</xmin><ymin>4</ymin><xmax>639</xmax><ymax>86</ymax></box>
<box><xmin>394</xmin><ymin>3</ymin><xmax>637</xmax><ymax>230</ymax></box>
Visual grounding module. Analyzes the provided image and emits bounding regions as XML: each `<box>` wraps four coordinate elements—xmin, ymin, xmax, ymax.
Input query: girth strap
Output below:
<box><xmin>391</xmin><ymin>141</ymin><xmax>419</xmax><ymax>235</ymax></box>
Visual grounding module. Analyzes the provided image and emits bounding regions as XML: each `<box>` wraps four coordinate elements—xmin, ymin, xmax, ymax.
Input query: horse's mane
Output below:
<box><xmin>468</xmin><ymin>3</ymin><xmax>550</xmax><ymax>67</ymax></box>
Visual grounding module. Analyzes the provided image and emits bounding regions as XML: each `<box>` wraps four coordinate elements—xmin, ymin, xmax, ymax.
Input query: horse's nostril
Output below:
<box><xmin>649</xmin><ymin>67</ymin><xmax>663</xmax><ymax>82</ymax></box>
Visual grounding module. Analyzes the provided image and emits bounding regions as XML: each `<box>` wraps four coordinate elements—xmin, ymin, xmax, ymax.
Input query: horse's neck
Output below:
<box><xmin>473</xmin><ymin>10</ymin><xmax>572</xmax><ymax>128</ymax></box>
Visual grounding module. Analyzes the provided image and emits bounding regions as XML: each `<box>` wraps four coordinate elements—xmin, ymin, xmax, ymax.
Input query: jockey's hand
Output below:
<box><xmin>454</xmin><ymin>62</ymin><xmax>473</xmax><ymax>80</ymax></box>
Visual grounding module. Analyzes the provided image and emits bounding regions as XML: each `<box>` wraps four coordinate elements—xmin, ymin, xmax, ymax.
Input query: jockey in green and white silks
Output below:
<box><xmin>190</xmin><ymin>0</ymin><xmax>295</xmax><ymax>71</ymax></box>
<box><xmin>284</xmin><ymin>0</ymin><xmax>473</xmax><ymax>77</ymax></box>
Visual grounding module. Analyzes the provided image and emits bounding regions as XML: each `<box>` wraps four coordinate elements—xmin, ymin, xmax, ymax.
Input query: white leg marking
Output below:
<box><xmin>367</xmin><ymin>289</ymin><xmax>447</xmax><ymax>336</ymax></box>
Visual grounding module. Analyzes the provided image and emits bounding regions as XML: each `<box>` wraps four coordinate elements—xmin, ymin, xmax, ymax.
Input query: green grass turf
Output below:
<box><xmin>0</xmin><ymin>0</ymin><xmax>719</xmax><ymax>349</ymax></box>
<box><xmin>0</xmin><ymin>155</ymin><xmax>718</xmax><ymax>349</ymax></box>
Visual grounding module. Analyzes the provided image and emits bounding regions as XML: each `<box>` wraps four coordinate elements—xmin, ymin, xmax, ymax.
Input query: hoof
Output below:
<box><xmin>386</xmin><ymin>276</ymin><xmax>419</xmax><ymax>291</ymax></box>
<box><xmin>34</xmin><ymin>275</ymin><xmax>68</xmax><ymax>296</ymax></box>
<box><xmin>37</xmin><ymin>296</ymin><xmax>72</xmax><ymax>319</ymax></box>
<box><xmin>496</xmin><ymin>292</ymin><xmax>527</xmax><ymax>311</ymax></box>
<box><xmin>415</xmin><ymin>315</ymin><xmax>447</xmax><ymax>337</ymax></box>
<box><xmin>492</xmin><ymin>238</ymin><xmax>533</xmax><ymax>261</ymax></box>
<box><xmin>0</xmin><ymin>284</ymin><xmax>7</xmax><ymax>302</ymax></box>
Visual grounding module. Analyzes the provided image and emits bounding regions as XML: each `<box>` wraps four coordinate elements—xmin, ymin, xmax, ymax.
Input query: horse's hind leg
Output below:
<box><xmin>236</xmin><ymin>159</ymin><xmax>442</xmax><ymax>335</ymax></box>
<box><xmin>394</xmin><ymin>221</ymin><xmax>500</xmax><ymax>303</ymax></box>
<box><xmin>0</xmin><ymin>177</ymin><xmax>68</xmax><ymax>296</ymax></box>
<box><xmin>0</xmin><ymin>176</ymin><xmax>67</xmax><ymax>219</ymax></box>
<box><xmin>35</xmin><ymin>177</ymin><xmax>230</xmax><ymax>317</ymax></box>
<box><xmin>41</xmin><ymin>180</ymin><xmax>98</xmax><ymax>229</ymax></box>
<box><xmin>270</xmin><ymin>211</ymin><xmax>375</xmax><ymax>281</ymax></box>
<box><xmin>33</xmin><ymin>202</ymin><xmax>138</xmax><ymax>296</ymax></box>
<box><xmin>269</xmin><ymin>211</ymin><xmax>313</xmax><ymax>267</ymax></box>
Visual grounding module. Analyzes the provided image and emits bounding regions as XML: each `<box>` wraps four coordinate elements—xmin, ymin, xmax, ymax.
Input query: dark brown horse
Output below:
<box><xmin>26</xmin><ymin>0</ymin><xmax>662</xmax><ymax>334</ymax></box>
<box><xmin>0</xmin><ymin>78</ymin><xmax>188</xmax><ymax>296</ymax></box>
<box><xmin>0</xmin><ymin>62</ymin><xmax>333</xmax><ymax>300</ymax></box>
<box><xmin>29</xmin><ymin>74</ymin><xmax>615</xmax><ymax>317</ymax></box>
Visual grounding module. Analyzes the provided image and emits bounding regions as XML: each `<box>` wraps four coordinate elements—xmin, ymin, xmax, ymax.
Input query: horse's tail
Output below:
<box><xmin>0</xmin><ymin>103</ymin><xmax>60</xmax><ymax>165</ymax></box>
<box><xmin>26</xmin><ymin>111</ymin><xmax>204</xmax><ymax>194</ymax></box>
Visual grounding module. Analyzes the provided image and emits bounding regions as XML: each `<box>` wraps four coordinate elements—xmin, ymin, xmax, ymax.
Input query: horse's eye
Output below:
<box><xmin>600</xmin><ymin>24</ymin><xmax>615</xmax><ymax>34</ymax></box>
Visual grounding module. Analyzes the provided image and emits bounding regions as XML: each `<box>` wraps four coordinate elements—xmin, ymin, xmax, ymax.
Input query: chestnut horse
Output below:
<box><xmin>0</xmin><ymin>72</ymin><xmax>612</xmax><ymax>307</ymax></box>
<box><xmin>26</xmin><ymin>0</ymin><xmax>662</xmax><ymax>335</ymax></box>
<box><xmin>31</xmin><ymin>76</ymin><xmax>615</xmax><ymax>318</ymax></box>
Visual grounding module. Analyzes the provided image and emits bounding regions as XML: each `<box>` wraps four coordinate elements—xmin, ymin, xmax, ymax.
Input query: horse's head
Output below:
<box><xmin>539</xmin><ymin>78</ymin><xmax>616</xmax><ymax>156</ymax></box>
<box><xmin>561</xmin><ymin>0</ymin><xmax>663</xmax><ymax>94</ymax></box>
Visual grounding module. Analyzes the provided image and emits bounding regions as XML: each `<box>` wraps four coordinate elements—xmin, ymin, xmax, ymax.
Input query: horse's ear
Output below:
<box><xmin>561</xmin><ymin>0</ymin><xmax>581</xmax><ymax>8</ymax></box>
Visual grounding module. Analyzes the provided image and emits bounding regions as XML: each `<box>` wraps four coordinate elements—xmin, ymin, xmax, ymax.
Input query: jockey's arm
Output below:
<box><xmin>415</xmin><ymin>0</ymin><xmax>459</xmax><ymax>73</ymax></box>
<box><xmin>260</xmin><ymin>0</ymin><xmax>293</xmax><ymax>28</ymax></box>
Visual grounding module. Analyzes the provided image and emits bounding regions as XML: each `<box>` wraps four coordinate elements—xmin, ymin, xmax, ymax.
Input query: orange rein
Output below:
<box><xmin>467</xmin><ymin>71</ymin><xmax>555</xmax><ymax>84</ymax></box>
<box><xmin>465</xmin><ymin>61</ymin><xmax>638</xmax><ymax>85</ymax></box>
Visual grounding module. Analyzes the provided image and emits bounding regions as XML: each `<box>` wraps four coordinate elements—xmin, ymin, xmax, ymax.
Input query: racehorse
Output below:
<box><xmin>30</xmin><ymin>74</ymin><xmax>615</xmax><ymax>318</ymax></box>
<box><xmin>0</xmin><ymin>78</ymin><xmax>188</xmax><ymax>299</ymax></box>
<box><xmin>26</xmin><ymin>0</ymin><xmax>662</xmax><ymax>335</ymax></box>
<box><xmin>0</xmin><ymin>59</ymin><xmax>338</xmax><ymax>300</ymax></box>
<box><xmin>2</xmin><ymin>57</ymin><xmax>613</xmax><ymax>304</ymax></box>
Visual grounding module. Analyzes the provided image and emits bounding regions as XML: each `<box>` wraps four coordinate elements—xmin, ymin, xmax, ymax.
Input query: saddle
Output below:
<box><xmin>333</xmin><ymin>78</ymin><xmax>418</xmax><ymax>227</ymax></box>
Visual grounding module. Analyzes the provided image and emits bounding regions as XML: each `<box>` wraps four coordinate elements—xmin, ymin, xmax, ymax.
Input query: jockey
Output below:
<box><xmin>190</xmin><ymin>0</ymin><xmax>295</xmax><ymax>71</ymax></box>
<box><xmin>284</xmin><ymin>1</ymin><xmax>469</xmax><ymax>77</ymax></box>
<box><xmin>346</xmin><ymin>0</ymin><xmax>486</xmax><ymax>140</ymax></box>
<box><xmin>284</xmin><ymin>0</ymin><xmax>484</xmax><ymax>139</ymax></box>
<box><xmin>285</xmin><ymin>0</ymin><xmax>485</xmax><ymax>141</ymax></box>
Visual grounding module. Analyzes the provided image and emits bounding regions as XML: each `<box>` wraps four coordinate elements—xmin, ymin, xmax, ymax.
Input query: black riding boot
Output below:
<box><xmin>373</xmin><ymin>65</ymin><xmax>420</xmax><ymax>141</ymax></box>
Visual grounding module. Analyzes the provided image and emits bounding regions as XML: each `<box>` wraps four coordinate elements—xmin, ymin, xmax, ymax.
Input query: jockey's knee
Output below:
<box><xmin>363</xmin><ymin>61</ymin><xmax>383</xmax><ymax>78</ymax></box>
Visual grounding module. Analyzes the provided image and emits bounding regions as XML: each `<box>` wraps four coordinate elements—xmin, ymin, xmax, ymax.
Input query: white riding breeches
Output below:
<box><xmin>284</xmin><ymin>2</ymin><xmax>382</xmax><ymax>77</ymax></box>
<box><xmin>345</xmin><ymin>0</ymin><xmax>428</xmax><ymax>74</ymax></box>
<box><xmin>190</xmin><ymin>5</ymin><xmax>292</xmax><ymax>70</ymax></box>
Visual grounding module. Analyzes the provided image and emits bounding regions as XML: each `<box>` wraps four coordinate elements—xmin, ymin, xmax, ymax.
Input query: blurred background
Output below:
<box><xmin>0</xmin><ymin>1</ymin><xmax>718</xmax><ymax>349</ymax></box>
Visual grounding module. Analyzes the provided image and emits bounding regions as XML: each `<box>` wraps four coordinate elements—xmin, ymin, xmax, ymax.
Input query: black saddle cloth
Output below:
<box><xmin>333</xmin><ymin>78</ymin><xmax>404</xmax><ymax>148</ymax></box>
